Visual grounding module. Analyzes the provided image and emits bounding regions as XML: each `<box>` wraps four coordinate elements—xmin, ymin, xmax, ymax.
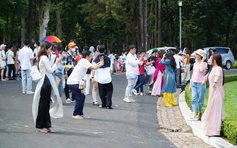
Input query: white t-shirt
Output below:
<box><xmin>173</xmin><ymin>54</ymin><xmax>182</xmax><ymax>69</ymax></box>
<box><xmin>108</xmin><ymin>54</ymin><xmax>115</xmax><ymax>64</ymax></box>
<box><xmin>18</xmin><ymin>46</ymin><xmax>34</xmax><ymax>70</ymax></box>
<box><xmin>67</xmin><ymin>58</ymin><xmax>92</xmax><ymax>85</ymax></box>
<box><xmin>94</xmin><ymin>67</ymin><xmax>112</xmax><ymax>84</ymax></box>
<box><xmin>34</xmin><ymin>47</ymin><xmax>40</xmax><ymax>59</ymax></box>
<box><xmin>6</xmin><ymin>50</ymin><xmax>14</xmax><ymax>64</ymax></box>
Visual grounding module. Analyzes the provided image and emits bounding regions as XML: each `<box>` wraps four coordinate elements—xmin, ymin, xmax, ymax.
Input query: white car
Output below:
<box><xmin>190</xmin><ymin>47</ymin><xmax>235</xmax><ymax>70</ymax></box>
<box><xmin>146</xmin><ymin>47</ymin><xmax>176</xmax><ymax>55</ymax></box>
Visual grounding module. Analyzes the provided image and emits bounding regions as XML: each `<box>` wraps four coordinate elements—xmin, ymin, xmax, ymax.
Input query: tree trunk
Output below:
<box><xmin>158</xmin><ymin>0</ymin><xmax>162</xmax><ymax>47</ymax></box>
<box><xmin>144</xmin><ymin>0</ymin><xmax>148</xmax><ymax>51</ymax></box>
<box><xmin>10</xmin><ymin>15</ymin><xmax>14</xmax><ymax>43</ymax></box>
<box><xmin>3</xmin><ymin>12</ymin><xmax>9</xmax><ymax>44</ymax></box>
<box><xmin>56</xmin><ymin>10</ymin><xmax>62</xmax><ymax>39</ymax></box>
<box><xmin>138</xmin><ymin>0</ymin><xmax>144</xmax><ymax>49</ymax></box>
<box><xmin>130</xmin><ymin>11</ymin><xmax>136</xmax><ymax>45</ymax></box>
<box><xmin>21</xmin><ymin>18</ymin><xmax>26</xmax><ymax>46</ymax></box>
<box><xmin>27</xmin><ymin>0</ymin><xmax>36</xmax><ymax>44</ymax></box>
<box><xmin>154</xmin><ymin>1</ymin><xmax>158</xmax><ymax>47</ymax></box>
<box><xmin>225</xmin><ymin>12</ymin><xmax>235</xmax><ymax>47</ymax></box>
<box><xmin>148</xmin><ymin>0</ymin><xmax>154</xmax><ymax>49</ymax></box>
<box><xmin>39</xmin><ymin>0</ymin><xmax>51</xmax><ymax>42</ymax></box>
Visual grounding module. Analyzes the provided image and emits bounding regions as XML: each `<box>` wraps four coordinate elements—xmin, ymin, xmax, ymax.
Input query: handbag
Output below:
<box><xmin>78</xmin><ymin>79</ymin><xmax>86</xmax><ymax>94</ymax></box>
<box><xmin>145</xmin><ymin>65</ymin><xmax>155</xmax><ymax>75</ymax></box>
<box><xmin>30</xmin><ymin>66</ymin><xmax>42</xmax><ymax>82</ymax></box>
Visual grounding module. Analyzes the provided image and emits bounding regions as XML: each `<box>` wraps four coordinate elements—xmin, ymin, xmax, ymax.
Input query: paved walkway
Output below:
<box><xmin>156</xmin><ymin>89</ymin><xmax>213</xmax><ymax>148</ymax></box>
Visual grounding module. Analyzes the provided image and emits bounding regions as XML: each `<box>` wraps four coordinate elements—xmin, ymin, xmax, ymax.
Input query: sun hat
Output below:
<box><xmin>0</xmin><ymin>44</ymin><xmax>6</xmax><ymax>50</ymax></box>
<box><xmin>196</xmin><ymin>49</ymin><xmax>206</xmax><ymax>60</ymax></box>
<box><xmin>68</xmin><ymin>42</ymin><xmax>76</xmax><ymax>48</ymax></box>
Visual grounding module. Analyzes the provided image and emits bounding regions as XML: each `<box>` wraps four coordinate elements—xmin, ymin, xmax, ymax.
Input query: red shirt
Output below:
<box><xmin>138</xmin><ymin>56</ymin><xmax>147</xmax><ymax>75</ymax></box>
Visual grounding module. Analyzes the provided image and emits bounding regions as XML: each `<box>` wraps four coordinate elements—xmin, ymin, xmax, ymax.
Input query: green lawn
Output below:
<box><xmin>232</xmin><ymin>60</ymin><xmax>237</xmax><ymax>68</ymax></box>
<box><xmin>223</xmin><ymin>81</ymin><xmax>237</xmax><ymax>121</ymax></box>
<box><xmin>185</xmin><ymin>81</ymin><xmax>237</xmax><ymax>120</ymax></box>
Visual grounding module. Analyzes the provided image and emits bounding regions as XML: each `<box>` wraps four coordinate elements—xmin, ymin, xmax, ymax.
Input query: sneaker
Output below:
<box><xmin>93</xmin><ymin>102</ymin><xmax>99</xmax><ymax>106</ymax></box>
<box><xmin>123</xmin><ymin>97</ymin><xmax>131</xmax><ymax>103</ymax></box>
<box><xmin>98</xmin><ymin>104</ymin><xmax>106</xmax><ymax>108</ymax></box>
<box><xmin>129</xmin><ymin>97</ymin><xmax>135</xmax><ymax>103</ymax></box>
<box><xmin>191</xmin><ymin>117</ymin><xmax>199</xmax><ymax>121</ymax></box>
<box><xmin>132</xmin><ymin>89</ymin><xmax>138</xmax><ymax>95</ymax></box>
<box><xmin>140</xmin><ymin>92</ymin><xmax>145</xmax><ymax>96</ymax></box>
<box><xmin>26</xmin><ymin>91</ymin><xmax>34</xmax><ymax>94</ymax></box>
<box><xmin>66</xmin><ymin>98</ymin><xmax>71</xmax><ymax>103</ymax></box>
<box><xmin>1</xmin><ymin>79</ymin><xmax>6</xmax><ymax>81</ymax></box>
<box><xmin>71</xmin><ymin>100</ymin><xmax>75</xmax><ymax>103</ymax></box>
<box><xmin>22</xmin><ymin>91</ymin><xmax>26</xmax><ymax>94</ymax></box>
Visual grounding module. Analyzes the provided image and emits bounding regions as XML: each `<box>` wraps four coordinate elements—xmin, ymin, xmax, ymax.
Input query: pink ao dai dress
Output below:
<box><xmin>201</xmin><ymin>66</ymin><xmax>225</xmax><ymax>136</ymax></box>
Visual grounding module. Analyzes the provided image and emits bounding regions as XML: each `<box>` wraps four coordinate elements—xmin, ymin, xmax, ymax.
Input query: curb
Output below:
<box><xmin>179</xmin><ymin>91</ymin><xmax>237</xmax><ymax>148</ymax></box>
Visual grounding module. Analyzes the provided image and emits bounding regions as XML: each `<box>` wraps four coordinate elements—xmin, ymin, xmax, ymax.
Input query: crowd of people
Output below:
<box><xmin>122</xmin><ymin>46</ymin><xmax>224</xmax><ymax>137</ymax></box>
<box><xmin>0</xmin><ymin>41</ymin><xmax>225</xmax><ymax>136</ymax></box>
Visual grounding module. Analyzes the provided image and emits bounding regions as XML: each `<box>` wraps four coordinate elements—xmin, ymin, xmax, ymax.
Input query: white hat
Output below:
<box><xmin>196</xmin><ymin>49</ymin><xmax>206</xmax><ymax>60</ymax></box>
<box><xmin>0</xmin><ymin>44</ymin><xmax>6</xmax><ymax>50</ymax></box>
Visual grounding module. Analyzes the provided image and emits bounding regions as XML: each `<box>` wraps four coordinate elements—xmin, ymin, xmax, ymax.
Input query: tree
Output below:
<box><xmin>138</xmin><ymin>0</ymin><xmax>144</xmax><ymax>50</ymax></box>
<box><xmin>27</xmin><ymin>0</ymin><xmax>37</xmax><ymax>44</ymax></box>
<box><xmin>39</xmin><ymin>0</ymin><xmax>51</xmax><ymax>42</ymax></box>
<box><xmin>144</xmin><ymin>0</ymin><xmax>148</xmax><ymax>51</ymax></box>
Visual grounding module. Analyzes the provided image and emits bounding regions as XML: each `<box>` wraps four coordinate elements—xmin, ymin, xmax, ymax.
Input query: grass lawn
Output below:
<box><xmin>232</xmin><ymin>60</ymin><xmax>237</xmax><ymax>68</ymax></box>
<box><xmin>185</xmin><ymin>81</ymin><xmax>237</xmax><ymax>120</ymax></box>
<box><xmin>223</xmin><ymin>81</ymin><xmax>237</xmax><ymax>121</ymax></box>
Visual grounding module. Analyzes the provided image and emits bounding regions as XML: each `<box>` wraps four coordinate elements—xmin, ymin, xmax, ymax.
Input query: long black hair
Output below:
<box><xmin>165</xmin><ymin>53</ymin><xmax>176</xmax><ymax>70</ymax></box>
<box><xmin>37</xmin><ymin>41</ymin><xmax>52</xmax><ymax>68</ymax></box>
<box><xmin>211</xmin><ymin>53</ymin><xmax>224</xmax><ymax>85</ymax></box>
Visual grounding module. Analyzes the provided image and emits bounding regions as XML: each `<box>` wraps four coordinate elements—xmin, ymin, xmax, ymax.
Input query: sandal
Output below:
<box><xmin>37</xmin><ymin>128</ymin><xmax>48</xmax><ymax>133</ymax></box>
<box><xmin>80</xmin><ymin>115</ymin><xmax>90</xmax><ymax>119</ymax></box>
<box><xmin>72</xmin><ymin>115</ymin><xmax>84</xmax><ymax>119</ymax></box>
<box><xmin>47</xmin><ymin>128</ymin><xmax>55</xmax><ymax>133</ymax></box>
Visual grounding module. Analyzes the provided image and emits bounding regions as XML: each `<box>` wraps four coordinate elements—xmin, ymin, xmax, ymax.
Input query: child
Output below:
<box><xmin>115</xmin><ymin>56</ymin><xmax>121</xmax><ymax>73</ymax></box>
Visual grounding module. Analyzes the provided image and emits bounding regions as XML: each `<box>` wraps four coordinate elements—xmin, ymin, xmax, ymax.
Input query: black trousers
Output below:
<box><xmin>98</xmin><ymin>82</ymin><xmax>113</xmax><ymax>107</ymax></box>
<box><xmin>8</xmin><ymin>64</ymin><xmax>15</xmax><ymax>79</ymax></box>
<box><xmin>36</xmin><ymin>76</ymin><xmax>51</xmax><ymax>129</ymax></box>
<box><xmin>64</xmin><ymin>68</ymin><xmax>74</xmax><ymax>100</ymax></box>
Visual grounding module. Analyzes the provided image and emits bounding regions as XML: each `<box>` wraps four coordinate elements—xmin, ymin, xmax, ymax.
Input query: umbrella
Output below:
<box><xmin>41</xmin><ymin>35</ymin><xmax>61</xmax><ymax>43</ymax></box>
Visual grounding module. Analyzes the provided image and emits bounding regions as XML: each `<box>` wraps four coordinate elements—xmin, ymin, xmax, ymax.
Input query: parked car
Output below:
<box><xmin>146</xmin><ymin>47</ymin><xmax>176</xmax><ymax>55</ymax></box>
<box><xmin>190</xmin><ymin>47</ymin><xmax>235</xmax><ymax>70</ymax></box>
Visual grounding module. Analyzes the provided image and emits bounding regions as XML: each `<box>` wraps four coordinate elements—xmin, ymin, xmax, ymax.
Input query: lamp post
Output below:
<box><xmin>178</xmin><ymin>0</ymin><xmax>182</xmax><ymax>50</ymax></box>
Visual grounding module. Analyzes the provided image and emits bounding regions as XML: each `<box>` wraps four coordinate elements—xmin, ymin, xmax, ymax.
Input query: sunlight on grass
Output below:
<box><xmin>224</xmin><ymin>81</ymin><xmax>237</xmax><ymax>120</ymax></box>
<box><xmin>232</xmin><ymin>60</ymin><xmax>237</xmax><ymax>68</ymax></box>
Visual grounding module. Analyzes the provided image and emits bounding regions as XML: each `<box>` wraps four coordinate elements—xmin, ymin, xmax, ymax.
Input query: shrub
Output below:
<box><xmin>223</xmin><ymin>121</ymin><xmax>237</xmax><ymax>144</ymax></box>
<box><xmin>224</xmin><ymin>74</ymin><xmax>237</xmax><ymax>83</ymax></box>
<box><xmin>232</xmin><ymin>60</ymin><xmax>237</xmax><ymax>69</ymax></box>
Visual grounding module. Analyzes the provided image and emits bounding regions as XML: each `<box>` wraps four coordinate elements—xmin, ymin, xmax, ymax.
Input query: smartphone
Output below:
<box><xmin>55</xmin><ymin>50</ymin><xmax>59</xmax><ymax>58</ymax></box>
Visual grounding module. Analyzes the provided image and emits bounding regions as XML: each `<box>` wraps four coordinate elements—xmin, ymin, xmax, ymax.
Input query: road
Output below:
<box><xmin>0</xmin><ymin>74</ymin><xmax>176</xmax><ymax>148</ymax></box>
<box><xmin>224</xmin><ymin>69</ymin><xmax>237</xmax><ymax>75</ymax></box>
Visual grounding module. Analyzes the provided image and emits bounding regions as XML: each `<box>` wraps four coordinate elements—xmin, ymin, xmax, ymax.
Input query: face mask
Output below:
<box><xmin>72</xmin><ymin>48</ymin><xmax>76</xmax><ymax>52</ymax></box>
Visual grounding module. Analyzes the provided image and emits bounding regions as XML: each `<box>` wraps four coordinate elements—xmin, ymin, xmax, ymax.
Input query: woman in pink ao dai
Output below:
<box><xmin>201</xmin><ymin>53</ymin><xmax>225</xmax><ymax>136</ymax></box>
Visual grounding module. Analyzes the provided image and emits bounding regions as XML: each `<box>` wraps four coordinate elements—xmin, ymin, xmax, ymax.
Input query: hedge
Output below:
<box><xmin>185</xmin><ymin>74</ymin><xmax>237</xmax><ymax>145</ymax></box>
<box><xmin>232</xmin><ymin>60</ymin><xmax>237</xmax><ymax>69</ymax></box>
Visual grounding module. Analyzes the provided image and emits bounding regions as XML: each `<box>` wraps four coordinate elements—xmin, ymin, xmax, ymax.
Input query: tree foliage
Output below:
<box><xmin>1</xmin><ymin>0</ymin><xmax>237</xmax><ymax>57</ymax></box>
